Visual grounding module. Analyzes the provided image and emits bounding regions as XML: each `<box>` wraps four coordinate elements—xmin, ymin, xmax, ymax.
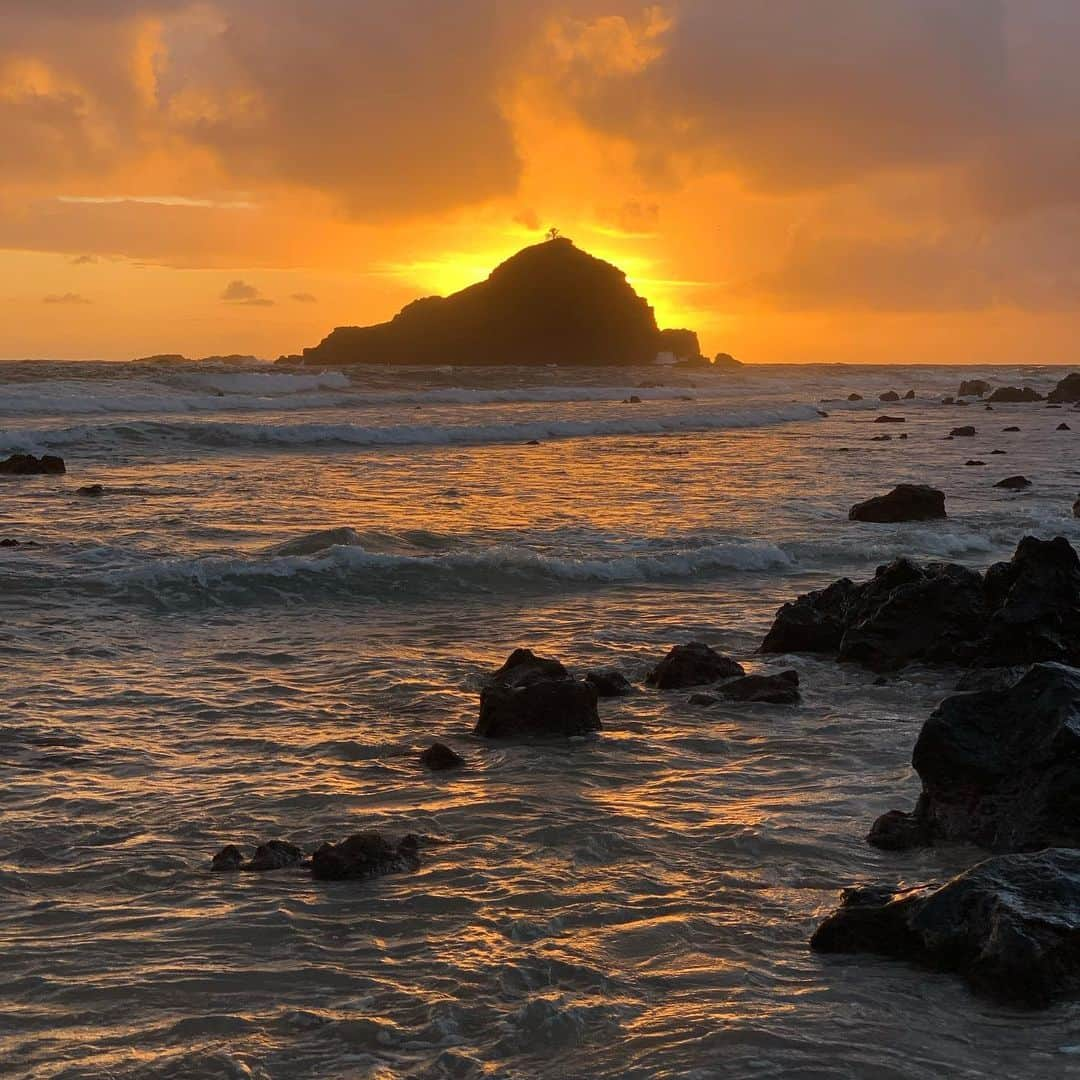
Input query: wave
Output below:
<box><xmin>0</xmin><ymin>403</ymin><xmax>824</xmax><ymax>454</ymax></box>
<box><xmin>180</xmin><ymin>370</ymin><xmax>351</xmax><ymax>395</ymax></box>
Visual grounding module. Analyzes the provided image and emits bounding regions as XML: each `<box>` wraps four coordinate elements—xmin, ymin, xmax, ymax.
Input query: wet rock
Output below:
<box><xmin>989</xmin><ymin>449</ymin><xmax>1005</xmax><ymax>454</ymax></box>
<box><xmin>211</xmin><ymin>845</ymin><xmax>244</xmax><ymax>872</ymax></box>
<box><xmin>942</xmin><ymin>396</ymin><xmax>955</xmax><ymax>404</ymax></box>
<box><xmin>0</xmin><ymin>453</ymin><xmax>65</xmax><ymax>475</ymax></box>
<box><xmin>583</xmin><ymin>669</ymin><xmax>633</xmax><ymax>698</ymax></box>
<box><xmin>954</xmin><ymin>666</ymin><xmax>1026</xmax><ymax>693</ymax></box>
<box><xmin>848</xmin><ymin>484</ymin><xmax>946</xmax><ymax>523</ymax></box>
<box><xmin>1057</xmin><ymin>422</ymin><xmax>1071</xmax><ymax>431</ymax></box>
<box><xmin>865</xmin><ymin>810</ymin><xmax>929</xmax><ymax>851</ymax></box>
<box><xmin>871</xmin><ymin>434</ymin><xmax>892</xmax><ymax>442</ymax></box>
<box><xmin>1047</xmin><ymin>372</ymin><xmax>1080</xmax><ymax>403</ymax></box>
<box><xmin>476</xmin><ymin>649</ymin><xmax>599</xmax><ymax>737</ymax></box>
<box><xmin>903</xmin><ymin>389</ymin><xmax>915</xmax><ymax>400</ymax></box>
<box><xmin>949</xmin><ymin>426</ymin><xmax>976</xmax><ymax>437</ymax></box>
<box><xmin>246</xmin><ymin>840</ymin><xmax>304</xmax><ymax>871</ymax></box>
<box><xmin>719</xmin><ymin>669</ymin><xmax>800</xmax><ymax>704</ymax></box>
<box><xmin>873</xmin><ymin>415</ymin><xmax>905</xmax><ymax>423</ymax></box>
<box><xmin>988</xmin><ymin>386</ymin><xmax>1044</xmax><ymax>403</ymax></box>
<box><xmin>1002</xmin><ymin>425</ymin><xmax>1021</xmax><ymax>431</ymax></box>
<box><xmin>0</xmin><ymin>538</ymin><xmax>21</xmax><ymax>548</ymax></box>
<box><xmin>625</xmin><ymin>395</ymin><xmax>642</xmax><ymax>404</ymax></box>
<box><xmin>526</xmin><ymin>439</ymin><xmax>541</xmax><ymax>446</ymax></box>
<box><xmin>646</xmin><ymin>642</ymin><xmax>745</xmax><ymax>689</ymax></box>
<box><xmin>420</xmin><ymin>741</ymin><xmax>465</xmax><ymax>770</ymax></box>
<box><xmin>964</xmin><ymin>460</ymin><xmax>985</xmax><ymax>466</ymax></box>
<box><xmin>811</xmin><ymin>849</ymin><xmax>1080</xmax><ymax>1007</ymax></box>
<box><xmin>879</xmin><ymin>391</ymin><xmax>900</xmax><ymax>402</ymax></box>
<box><xmin>760</xmin><ymin>578</ymin><xmax>856</xmax><ymax>655</ymax></box>
<box><xmin>958</xmin><ymin>379</ymin><xmax>991</xmax><ymax>397</ymax></box>
<box><xmin>76</xmin><ymin>484</ymin><xmax>104</xmax><ymax>497</ymax></box>
<box><xmin>687</xmin><ymin>692</ymin><xmax>718</xmax><ymax>706</ymax></box>
<box><xmin>898</xmin><ymin>433</ymin><xmax>908</xmax><ymax>440</ymax></box>
<box><xmin>311</xmin><ymin>832</ymin><xmax>421</xmax><ymax>881</ymax></box>
<box><xmin>1074</xmin><ymin>498</ymin><xmax>1080</xmax><ymax>519</ymax></box>
<box><xmin>870</xmin><ymin>663</ymin><xmax>1080</xmax><ymax>852</ymax></box>
<box><xmin>847</xmin><ymin>393</ymin><xmax>863</xmax><ymax>401</ymax></box>
<box><xmin>995</xmin><ymin>475</ymin><xmax>1031</xmax><ymax>489</ymax></box>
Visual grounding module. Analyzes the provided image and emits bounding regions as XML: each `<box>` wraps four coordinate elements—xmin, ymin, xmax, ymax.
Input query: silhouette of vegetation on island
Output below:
<box><xmin>285</xmin><ymin>237</ymin><xmax>734</xmax><ymax>368</ymax></box>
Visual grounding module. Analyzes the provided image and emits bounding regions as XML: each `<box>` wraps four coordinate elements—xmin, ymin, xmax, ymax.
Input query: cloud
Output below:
<box><xmin>290</xmin><ymin>291</ymin><xmax>317</xmax><ymax>303</ymax></box>
<box><xmin>220</xmin><ymin>279</ymin><xmax>273</xmax><ymax>305</ymax></box>
<box><xmin>69</xmin><ymin>254</ymin><xmax>98</xmax><ymax>264</ymax></box>
<box><xmin>43</xmin><ymin>292</ymin><xmax>91</xmax><ymax>304</ymax></box>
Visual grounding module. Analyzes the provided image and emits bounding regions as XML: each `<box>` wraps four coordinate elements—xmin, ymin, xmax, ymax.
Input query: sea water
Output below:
<box><xmin>1</xmin><ymin>358</ymin><xmax>1078</xmax><ymax>1078</ymax></box>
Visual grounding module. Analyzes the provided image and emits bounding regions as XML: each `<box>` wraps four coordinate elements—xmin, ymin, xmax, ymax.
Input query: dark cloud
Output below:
<box><xmin>220</xmin><ymin>279</ymin><xmax>273</xmax><ymax>305</ymax></box>
<box><xmin>43</xmin><ymin>292</ymin><xmax>92</xmax><ymax>304</ymax></box>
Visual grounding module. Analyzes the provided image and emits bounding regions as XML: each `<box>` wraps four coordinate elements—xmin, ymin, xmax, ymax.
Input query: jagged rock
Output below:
<box><xmin>988</xmin><ymin>386</ymin><xmax>1044</xmax><ymax>403</ymax></box>
<box><xmin>299</xmin><ymin>238</ymin><xmax>666</xmax><ymax>367</ymax></box>
<box><xmin>848</xmin><ymin>484</ymin><xmax>946</xmax><ymax>523</ymax></box>
<box><xmin>761</xmin><ymin>578</ymin><xmax>856</xmax><ymax>654</ymax></box>
<box><xmin>712</xmin><ymin>352</ymin><xmax>743</xmax><ymax>368</ymax></box>
<box><xmin>719</xmin><ymin>669</ymin><xmax>800</xmax><ymax>704</ymax></box>
<box><xmin>420</xmin><ymin>742</ymin><xmax>465</xmax><ymax>770</ymax></box>
<box><xmin>847</xmin><ymin>393</ymin><xmax>863</xmax><ymax>401</ymax></box>
<box><xmin>656</xmin><ymin>327</ymin><xmax>701</xmax><ymax>361</ymax></box>
<box><xmin>958</xmin><ymin>379</ymin><xmax>991</xmax><ymax>397</ymax></box>
<box><xmin>0</xmin><ymin>453</ymin><xmax>65</xmax><ymax>475</ymax></box>
<box><xmin>869</xmin><ymin>664</ymin><xmax>1080</xmax><ymax>852</ymax></box>
<box><xmin>311</xmin><ymin>832</ymin><xmax>421</xmax><ymax>881</ymax></box>
<box><xmin>76</xmin><ymin>484</ymin><xmax>104</xmax><ymax>497</ymax></box>
<box><xmin>949</xmin><ymin>426</ymin><xmax>976</xmax><ymax>437</ymax></box>
<box><xmin>646</xmin><ymin>642</ymin><xmax>745</xmax><ymax>689</ymax></box>
<box><xmin>583</xmin><ymin>669</ymin><xmax>633</xmax><ymax>698</ymax></box>
<box><xmin>210</xmin><ymin>839</ymin><xmax>304</xmax><ymax>872</ymax></box>
<box><xmin>1047</xmin><ymin>372</ymin><xmax>1080</xmax><ymax>403</ymax></box>
<box><xmin>995</xmin><ymin>475</ymin><xmax>1031</xmax><ymax>489</ymax></box>
<box><xmin>903</xmin><ymin>389</ymin><xmax>915</xmax><ymax>400</ymax></box>
<box><xmin>874</xmin><ymin>415</ymin><xmax>905</xmax><ymax>423</ymax></box>
<box><xmin>476</xmin><ymin>649</ymin><xmax>599</xmax><ymax>737</ymax></box>
<box><xmin>811</xmin><ymin>849</ymin><xmax>1080</xmax><ymax>1007</ymax></box>
<box><xmin>879</xmin><ymin>391</ymin><xmax>900</xmax><ymax>402</ymax></box>
<box><xmin>1057</xmin><ymin>422</ymin><xmax>1071</xmax><ymax>431</ymax></box>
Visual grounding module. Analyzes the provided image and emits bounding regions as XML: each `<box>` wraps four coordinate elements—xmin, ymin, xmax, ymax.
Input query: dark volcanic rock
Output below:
<box><xmin>879</xmin><ymin>391</ymin><xmax>900</xmax><ymax>402</ymax></box>
<box><xmin>848</xmin><ymin>484</ymin><xmax>946</xmax><ymax>523</ymax></box>
<box><xmin>0</xmin><ymin>538</ymin><xmax>21</xmax><ymax>548</ymax></box>
<box><xmin>1003</xmin><ymin>425</ymin><xmax>1021</xmax><ymax>431</ymax></box>
<box><xmin>903</xmin><ymin>389</ymin><xmax>915</xmax><ymax>399</ymax></box>
<box><xmin>988</xmin><ymin>386</ymin><xmax>1044</xmax><ymax>403</ymax></box>
<box><xmin>847</xmin><ymin>393</ymin><xmax>863</xmax><ymax>401</ymax></box>
<box><xmin>420</xmin><ymin>742</ymin><xmax>465</xmax><ymax>770</ymax></box>
<box><xmin>995</xmin><ymin>475</ymin><xmax>1032</xmax><ymax>489</ymax></box>
<box><xmin>811</xmin><ymin>849</ymin><xmax>1080</xmax><ymax>1007</ymax></box>
<box><xmin>211</xmin><ymin>845</ymin><xmax>244</xmax><ymax>872</ymax></box>
<box><xmin>870</xmin><ymin>663</ymin><xmax>1080</xmax><ymax>852</ymax></box>
<box><xmin>964</xmin><ymin>460</ymin><xmax>985</xmax><ymax>466</ymax></box>
<box><xmin>989</xmin><ymin>448</ymin><xmax>1005</xmax><ymax>454</ymax></box>
<box><xmin>300</xmin><ymin>238</ymin><xmax>665</xmax><ymax>367</ymax></box>
<box><xmin>583</xmin><ymin>669</ymin><xmax>633</xmax><ymax>698</ymax></box>
<box><xmin>656</xmin><ymin>327</ymin><xmax>701</xmax><ymax>361</ymax></box>
<box><xmin>476</xmin><ymin>649</ymin><xmax>600</xmax><ymax>737</ymax></box>
<box><xmin>1058</xmin><ymin>422</ymin><xmax>1071</xmax><ymax>431</ymax></box>
<box><xmin>0</xmin><ymin>453</ymin><xmax>65</xmax><ymax>475</ymax></box>
<box><xmin>760</xmin><ymin>578</ymin><xmax>856</xmax><ymax>655</ymax></box>
<box><xmin>874</xmin><ymin>415</ymin><xmax>905</xmax><ymax>423</ymax></box>
<box><xmin>76</xmin><ymin>484</ymin><xmax>104</xmax><ymax>496</ymax></box>
<box><xmin>311</xmin><ymin>832</ymin><xmax>420</xmax><ymax>881</ymax></box>
<box><xmin>949</xmin><ymin>426</ymin><xmax>976</xmax><ymax>437</ymax></box>
<box><xmin>1048</xmin><ymin>372</ymin><xmax>1080</xmax><ymax>403</ymax></box>
<box><xmin>211</xmin><ymin>839</ymin><xmax>304</xmax><ymax>872</ymax></box>
<box><xmin>712</xmin><ymin>352</ymin><xmax>742</xmax><ymax>368</ymax></box>
<box><xmin>719</xmin><ymin>669</ymin><xmax>800</xmax><ymax>704</ymax></box>
<box><xmin>958</xmin><ymin>379</ymin><xmax>992</xmax><ymax>397</ymax></box>
<box><xmin>870</xmin><ymin>434</ymin><xmax>892</xmax><ymax>441</ymax></box>
<box><xmin>646</xmin><ymin>642</ymin><xmax>745</xmax><ymax>689</ymax></box>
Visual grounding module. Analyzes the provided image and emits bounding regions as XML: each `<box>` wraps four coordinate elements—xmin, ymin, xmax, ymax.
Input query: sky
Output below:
<box><xmin>3</xmin><ymin>0</ymin><xmax>1080</xmax><ymax>363</ymax></box>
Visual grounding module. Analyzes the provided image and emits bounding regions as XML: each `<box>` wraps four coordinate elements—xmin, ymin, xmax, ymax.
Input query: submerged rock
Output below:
<box><xmin>879</xmin><ymin>391</ymin><xmax>900</xmax><ymax>402</ymax></box>
<box><xmin>646</xmin><ymin>642</ymin><xmax>745</xmax><ymax>689</ymax></box>
<box><xmin>719</xmin><ymin>669</ymin><xmax>800</xmax><ymax>704</ymax></box>
<box><xmin>311</xmin><ymin>832</ymin><xmax>421</xmax><ymax>881</ymax></box>
<box><xmin>76</xmin><ymin>484</ymin><xmax>104</xmax><ymax>497</ymax></box>
<box><xmin>210</xmin><ymin>845</ymin><xmax>244</xmax><ymax>872</ymax></box>
<box><xmin>848</xmin><ymin>484</ymin><xmax>946</xmax><ymax>523</ymax></box>
<box><xmin>873</xmin><ymin>415</ymin><xmax>905</xmax><ymax>424</ymax></box>
<box><xmin>847</xmin><ymin>393</ymin><xmax>863</xmax><ymax>401</ymax></box>
<box><xmin>949</xmin><ymin>426</ymin><xmax>976</xmax><ymax>437</ymax></box>
<box><xmin>420</xmin><ymin>742</ymin><xmax>465</xmax><ymax>770</ymax></box>
<box><xmin>964</xmin><ymin>460</ymin><xmax>985</xmax><ymax>466</ymax></box>
<box><xmin>869</xmin><ymin>663</ymin><xmax>1080</xmax><ymax>852</ymax></box>
<box><xmin>995</xmin><ymin>475</ymin><xmax>1031</xmax><ymax>489</ymax></box>
<box><xmin>1002</xmin><ymin>425</ymin><xmax>1021</xmax><ymax>431</ymax></box>
<box><xmin>811</xmin><ymin>849</ymin><xmax>1080</xmax><ymax>1007</ymax></box>
<box><xmin>266</xmin><ymin>526</ymin><xmax>363</xmax><ymax>556</ymax></box>
<box><xmin>476</xmin><ymin>649</ymin><xmax>599</xmax><ymax>737</ymax></box>
<box><xmin>958</xmin><ymin>379</ymin><xmax>991</xmax><ymax>397</ymax></box>
<box><xmin>1057</xmin><ymin>422</ymin><xmax>1072</xmax><ymax>431</ymax></box>
<box><xmin>583</xmin><ymin>669</ymin><xmax>633</xmax><ymax>698</ymax></box>
<box><xmin>988</xmin><ymin>386</ymin><xmax>1043</xmax><ymax>403</ymax></box>
<box><xmin>1047</xmin><ymin>372</ymin><xmax>1080</xmax><ymax>403</ymax></box>
<box><xmin>210</xmin><ymin>839</ymin><xmax>304</xmax><ymax>872</ymax></box>
<box><xmin>0</xmin><ymin>453</ymin><xmax>65</xmax><ymax>475</ymax></box>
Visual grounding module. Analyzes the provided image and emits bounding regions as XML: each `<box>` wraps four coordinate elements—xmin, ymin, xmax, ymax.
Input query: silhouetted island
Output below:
<box><xmin>288</xmin><ymin>237</ymin><xmax>714</xmax><ymax>367</ymax></box>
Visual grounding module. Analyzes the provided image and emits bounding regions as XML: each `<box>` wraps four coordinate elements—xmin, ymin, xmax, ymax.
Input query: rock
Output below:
<box><xmin>526</xmin><ymin>439</ymin><xmax>541</xmax><ymax>446</ymax></box>
<box><xmin>874</xmin><ymin>415</ymin><xmax>905</xmax><ymax>424</ymax></box>
<box><xmin>954</xmin><ymin>666</ymin><xmax>1026</xmax><ymax>693</ymax></box>
<box><xmin>134</xmin><ymin>353</ymin><xmax>189</xmax><ymax>364</ymax></box>
<box><xmin>712</xmin><ymin>352</ymin><xmax>743</xmax><ymax>368</ymax></box>
<box><xmin>869</xmin><ymin>663</ymin><xmax>1080</xmax><ymax>852</ymax></box>
<box><xmin>0</xmin><ymin>453</ymin><xmax>65</xmax><ymax>476</ymax></box>
<box><xmin>989</xmin><ymin>449</ymin><xmax>1005</xmax><ymax>454</ymax></box>
<box><xmin>995</xmin><ymin>475</ymin><xmax>1031</xmax><ymax>489</ymax></box>
<box><xmin>848</xmin><ymin>484</ymin><xmax>946</xmax><ymax>523</ymax></box>
<box><xmin>954</xmin><ymin>398</ymin><xmax>969</xmax><ymax>406</ymax></box>
<box><xmin>988</xmin><ymin>386</ymin><xmax>1044</xmax><ymax>403</ymax></box>
<box><xmin>687</xmin><ymin>692</ymin><xmax>719</xmax><ymax>706</ymax></box>
<box><xmin>298</xmin><ymin>238</ymin><xmax>669</xmax><ymax>367</ymax></box>
<box><xmin>625</xmin><ymin>395</ymin><xmax>642</xmax><ymax>404</ymax></box>
<box><xmin>847</xmin><ymin>393</ymin><xmax>863</xmax><ymax>401</ymax></box>
<box><xmin>903</xmin><ymin>389</ymin><xmax>915</xmax><ymax>400</ymax></box>
<box><xmin>211</xmin><ymin>845</ymin><xmax>244</xmax><ymax>872</ymax></box>
<box><xmin>761</xmin><ymin>578</ymin><xmax>857</xmax><ymax>654</ymax></box>
<box><xmin>865</xmin><ymin>810</ymin><xmax>930</xmax><ymax>851</ymax></box>
<box><xmin>879</xmin><ymin>391</ymin><xmax>900</xmax><ymax>402</ymax></box>
<box><xmin>267</xmin><ymin>527</ymin><xmax>363</xmax><ymax>556</ymax></box>
<box><xmin>476</xmin><ymin>649</ymin><xmax>599</xmax><ymax>737</ymax></box>
<box><xmin>964</xmin><ymin>460</ymin><xmax>985</xmax><ymax>466</ymax></box>
<box><xmin>0</xmin><ymin>538</ymin><xmax>21</xmax><ymax>548</ymax></box>
<box><xmin>719</xmin><ymin>669</ymin><xmax>800</xmax><ymax>704</ymax></box>
<box><xmin>1057</xmin><ymin>422</ymin><xmax>1071</xmax><ymax>431</ymax></box>
<box><xmin>870</xmin><ymin>435</ymin><xmax>892</xmax><ymax>442</ymax></box>
<box><xmin>898</xmin><ymin>433</ymin><xmax>908</xmax><ymax>440</ymax></box>
<box><xmin>1047</xmin><ymin>372</ymin><xmax>1080</xmax><ymax>403</ymax></box>
<box><xmin>958</xmin><ymin>379</ymin><xmax>991</xmax><ymax>397</ymax></box>
<box><xmin>949</xmin><ymin>426</ymin><xmax>976</xmax><ymax>437</ymax></box>
<box><xmin>246</xmin><ymin>840</ymin><xmax>304</xmax><ymax>871</ymax></box>
<box><xmin>646</xmin><ymin>642</ymin><xmax>745</xmax><ymax>689</ymax></box>
<box><xmin>420</xmin><ymin>742</ymin><xmax>465</xmax><ymax>770</ymax></box>
<box><xmin>76</xmin><ymin>484</ymin><xmax>104</xmax><ymax>497</ymax></box>
<box><xmin>941</xmin><ymin>396</ymin><xmax>955</xmax><ymax>404</ymax></box>
<box><xmin>1002</xmin><ymin>426</ymin><xmax>1021</xmax><ymax>431</ymax></box>
<box><xmin>311</xmin><ymin>832</ymin><xmax>421</xmax><ymax>881</ymax></box>
<box><xmin>985</xmin><ymin>405</ymin><xmax>993</xmax><ymax>410</ymax></box>
<box><xmin>583</xmin><ymin>669</ymin><xmax>633</xmax><ymax>697</ymax></box>
<box><xmin>1075</xmin><ymin>498</ymin><xmax>1080</xmax><ymax>519</ymax></box>
<box><xmin>811</xmin><ymin>849</ymin><xmax>1080</xmax><ymax>1007</ymax></box>
<box><xmin>656</xmin><ymin>327</ymin><xmax>702</xmax><ymax>362</ymax></box>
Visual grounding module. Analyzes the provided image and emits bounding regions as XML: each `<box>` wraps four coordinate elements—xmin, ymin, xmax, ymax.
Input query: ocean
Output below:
<box><xmin>2</xmin><ymin>357</ymin><xmax>1078</xmax><ymax>1079</ymax></box>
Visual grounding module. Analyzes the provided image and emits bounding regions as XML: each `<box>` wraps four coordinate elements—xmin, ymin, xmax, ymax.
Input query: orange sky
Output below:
<box><xmin>3</xmin><ymin>1</ymin><xmax>1080</xmax><ymax>363</ymax></box>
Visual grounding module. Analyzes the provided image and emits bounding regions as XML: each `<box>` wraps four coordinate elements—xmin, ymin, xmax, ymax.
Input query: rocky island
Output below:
<box><xmin>289</xmin><ymin>237</ymin><xmax>711</xmax><ymax>367</ymax></box>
